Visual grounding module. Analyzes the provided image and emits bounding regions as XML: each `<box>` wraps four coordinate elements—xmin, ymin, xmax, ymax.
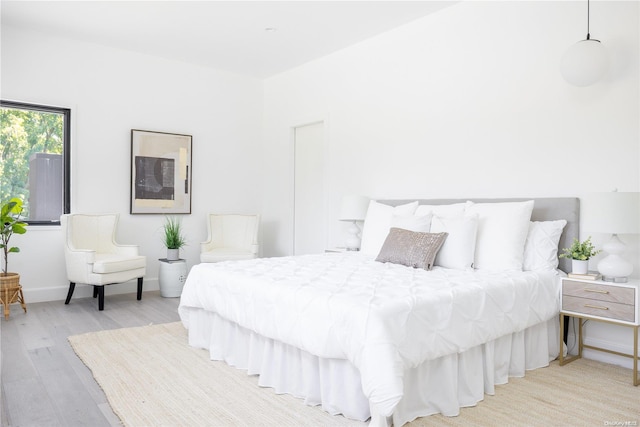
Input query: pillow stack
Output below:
<box><xmin>360</xmin><ymin>199</ymin><xmax>567</xmax><ymax>272</ymax></box>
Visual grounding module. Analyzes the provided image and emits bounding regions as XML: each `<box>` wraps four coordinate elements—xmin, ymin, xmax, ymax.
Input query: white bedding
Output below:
<box><xmin>178</xmin><ymin>252</ymin><xmax>561</xmax><ymax>419</ymax></box>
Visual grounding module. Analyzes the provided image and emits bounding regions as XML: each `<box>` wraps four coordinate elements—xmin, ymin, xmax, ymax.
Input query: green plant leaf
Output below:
<box><xmin>559</xmin><ymin>236</ymin><xmax>600</xmax><ymax>260</ymax></box>
<box><xmin>162</xmin><ymin>216</ymin><xmax>187</xmax><ymax>249</ymax></box>
<box><xmin>1</xmin><ymin>197</ymin><xmax>27</xmax><ymax>273</ymax></box>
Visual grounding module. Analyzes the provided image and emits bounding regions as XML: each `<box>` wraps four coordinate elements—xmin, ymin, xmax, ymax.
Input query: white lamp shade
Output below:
<box><xmin>560</xmin><ymin>39</ymin><xmax>608</xmax><ymax>87</ymax></box>
<box><xmin>339</xmin><ymin>195</ymin><xmax>369</xmax><ymax>221</ymax></box>
<box><xmin>582</xmin><ymin>192</ymin><xmax>640</xmax><ymax>234</ymax></box>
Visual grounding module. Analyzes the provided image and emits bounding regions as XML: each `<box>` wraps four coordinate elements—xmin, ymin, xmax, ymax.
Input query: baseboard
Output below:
<box><xmin>22</xmin><ymin>278</ymin><xmax>160</xmax><ymax>303</ymax></box>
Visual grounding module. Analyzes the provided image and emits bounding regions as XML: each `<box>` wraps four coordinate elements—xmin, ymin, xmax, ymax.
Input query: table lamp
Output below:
<box><xmin>339</xmin><ymin>195</ymin><xmax>370</xmax><ymax>251</ymax></box>
<box><xmin>583</xmin><ymin>191</ymin><xmax>640</xmax><ymax>282</ymax></box>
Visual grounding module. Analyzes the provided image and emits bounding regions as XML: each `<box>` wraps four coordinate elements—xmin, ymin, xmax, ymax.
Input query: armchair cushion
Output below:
<box><xmin>93</xmin><ymin>254</ymin><xmax>147</xmax><ymax>274</ymax></box>
<box><xmin>201</xmin><ymin>249</ymin><xmax>257</xmax><ymax>263</ymax></box>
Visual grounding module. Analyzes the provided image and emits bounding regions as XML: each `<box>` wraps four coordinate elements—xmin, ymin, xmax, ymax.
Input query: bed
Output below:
<box><xmin>179</xmin><ymin>197</ymin><xmax>579</xmax><ymax>426</ymax></box>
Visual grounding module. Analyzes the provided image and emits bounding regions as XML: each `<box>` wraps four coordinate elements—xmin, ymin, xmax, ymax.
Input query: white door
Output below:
<box><xmin>294</xmin><ymin>122</ymin><xmax>325</xmax><ymax>255</ymax></box>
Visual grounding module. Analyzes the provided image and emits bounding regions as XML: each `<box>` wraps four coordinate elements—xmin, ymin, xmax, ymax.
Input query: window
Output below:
<box><xmin>0</xmin><ymin>100</ymin><xmax>70</xmax><ymax>225</ymax></box>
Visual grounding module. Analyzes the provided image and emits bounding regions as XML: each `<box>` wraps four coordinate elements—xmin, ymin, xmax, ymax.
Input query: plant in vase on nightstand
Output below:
<box><xmin>559</xmin><ymin>236</ymin><xmax>601</xmax><ymax>274</ymax></box>
<box><xmin>162</xmin><ymin>216</ymin><xmax>186</xmax><ymax>261</ymax></box>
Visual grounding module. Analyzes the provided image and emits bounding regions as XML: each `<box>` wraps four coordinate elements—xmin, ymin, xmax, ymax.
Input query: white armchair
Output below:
<box><xmin>200</xmin><ymin>214</ymin><xmax>260</xmax><ymax>263</ymax></box>
<box><xmin>61</xmin><ymin>214</ymin><xmax>146</xmax><ymax>311</ymax></box>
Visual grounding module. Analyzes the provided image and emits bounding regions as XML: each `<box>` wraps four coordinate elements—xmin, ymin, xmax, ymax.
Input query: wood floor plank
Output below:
<box><xmin>2</xmin><ymin>377</ymin><xmax>62</xmax><ymax>427</ymax></box>
<box><xmin>13</xmin><ymin>310</ymin><xmax>55</xmax><ymax>351</ymax></box>
<box><xmin>0</xmin><ymin>318</ymin><xmax>38</xmax><ymax>383</ymax></box>
<box><xmin>1</xmin><ymin>383</ymin><xmax>9</xmax><ymax>426</ymax></box>
<box><xmin>1</xmin><ymin>290</ymin><xmax>181</xmax><ymax>427</ymax></box>
<box><xmin>28</xmin><ymin>345</ymin><xmax>111</xmax><ymax>427</ymax></box>
<box><xmin>41</xmin><ymin>322</ymin><xmax>108</xmax><ymax>406</ymax></box>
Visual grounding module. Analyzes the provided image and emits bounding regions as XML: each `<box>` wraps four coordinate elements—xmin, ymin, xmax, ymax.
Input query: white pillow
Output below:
<box><xmin>415</xmin><ymin>203</ymin><xmax>467</xmax><ymax>217</ymax></box>
<box><xmin>523</xmin><ymin>220</ymin><xmax>567</xmax><ymax>271</ymax></box>
<box><xmin>390</xmin><ymin>213</ymin><xmax>432</xmax><ymax>233</ymax></box>
<box><xmin>430</xmin><ymin>213</ymin><xmax>479</xmax><ymax>270</ymax></box>
<box><xmin>360</xmin><ymin>201</ymin><xmax>419</xmax><ymax>256</ymax></box>
<box><xmin>465</xmin><ymin>200</ymin><xmax>535</xmax><ymax>271</ymax></box>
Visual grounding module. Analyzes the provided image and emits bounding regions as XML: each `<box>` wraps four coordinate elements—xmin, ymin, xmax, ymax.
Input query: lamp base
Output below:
<box><xmin>597</xmin><ymin>234</ymin><xmax>633</xmax><ymax>283</ymax></box>
<box><xmin>601</xmin><ymin>275</ymin><xmax>628</xmax><ymax>283</ymax></box>
<box><xmin>344</xmin><ymin>221</ymin><xmax>361</xmax><ymax>251</ymax></box>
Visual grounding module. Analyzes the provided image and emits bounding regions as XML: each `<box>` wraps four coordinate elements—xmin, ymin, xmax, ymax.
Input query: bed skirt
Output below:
<box><xmin>183</xmin><ymin>309</ymin><xmax>560</xmax><ymax>426</ymax></box>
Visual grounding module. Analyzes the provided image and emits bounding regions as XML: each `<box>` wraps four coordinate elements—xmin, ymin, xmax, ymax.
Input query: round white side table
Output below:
<box><xmin>158</xmin><ymin>258</ymin><xmax>188</xmax><ymax>298</ymax></box>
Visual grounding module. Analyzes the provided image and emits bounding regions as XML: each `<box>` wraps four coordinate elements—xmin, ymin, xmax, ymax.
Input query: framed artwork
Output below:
<box><xmin>130</xmin><ymin>129</ymin><xmax>192</xmax><ymax>214</ymax></box>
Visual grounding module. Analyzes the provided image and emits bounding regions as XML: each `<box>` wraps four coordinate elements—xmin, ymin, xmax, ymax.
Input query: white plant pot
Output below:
<box><xmin>167</xmin><ymin>248</ymin><xmax>180</xmax><ymax>261</ymax></box>
<box><xmin>572</xmin><ymin>259</ymin><xmax>589</xmax><ymax>274</ymax></box>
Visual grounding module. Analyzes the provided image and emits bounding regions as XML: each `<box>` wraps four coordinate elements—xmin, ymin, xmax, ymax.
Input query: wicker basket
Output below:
<box><xmin>0</xmin><ymin>272</ymin><xmax>20</xmax><ymax>289</ymax></box>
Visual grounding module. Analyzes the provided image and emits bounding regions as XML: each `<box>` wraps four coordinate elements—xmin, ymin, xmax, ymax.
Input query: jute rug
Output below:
<box><xmin>69</xmin><ymin>322</ymin><xmax>640</xmax><ymax>427</ymax></box>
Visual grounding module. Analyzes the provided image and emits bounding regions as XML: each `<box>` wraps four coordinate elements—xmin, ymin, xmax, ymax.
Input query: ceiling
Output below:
<box><xmin>1</xmin><ymin>1</ymin><xmax>455</xmax><ymax>78</ymax></box>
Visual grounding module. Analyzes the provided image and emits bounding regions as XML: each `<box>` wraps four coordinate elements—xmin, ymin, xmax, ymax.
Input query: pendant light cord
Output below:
<box><xmin>586</xmin><ymin>0</ymin><xmax>591</xmax><ymax>40</ymax></box>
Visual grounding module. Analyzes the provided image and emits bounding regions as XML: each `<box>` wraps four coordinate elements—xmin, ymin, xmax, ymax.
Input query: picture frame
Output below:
<box><xmin>130</xmin><ymin>129</ymin><xmax>192</xmax><ymax>214</ymax></box>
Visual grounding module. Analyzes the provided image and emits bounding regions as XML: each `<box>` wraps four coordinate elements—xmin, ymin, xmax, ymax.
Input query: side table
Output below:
<box><xmin>0</xmin><ymin>273</ymin><xmax>27</xmax><ymax>319</ymax></box>
<box><xmin>158</xmin><ymin>258</ymin><xmax>188</xmax><ymax>298</ymax></box>
<box><xmin>559</xmin><ymin>277</ymin><xmax>639</xmax><ymax>386</ymax></box>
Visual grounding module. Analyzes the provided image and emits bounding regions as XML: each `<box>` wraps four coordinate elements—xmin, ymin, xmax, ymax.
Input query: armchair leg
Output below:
<box><xmin>64</xmin><ymin>282</ymin><xmax>76</xmax><ymax>305</ymax></box>
<box><xmin>137</xmin><ymin>277</ymin><xmax>143</xmax><ymax>300</ymax></box>
<box><xmin>96</xmin><ymin>286</ymin><xmax>105</xmax><ymax>311</ymax></box>
<box><xmin>93</xmin><ymin>287</ymin><xmax>99</xmax><ymax>298</ymax></box>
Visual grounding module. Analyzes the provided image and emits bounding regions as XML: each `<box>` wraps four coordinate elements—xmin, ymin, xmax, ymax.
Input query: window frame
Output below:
<box><xmin>1</xmin><ymin>100</ymin><xmax>71</xmax><ymax>226</ymax></box>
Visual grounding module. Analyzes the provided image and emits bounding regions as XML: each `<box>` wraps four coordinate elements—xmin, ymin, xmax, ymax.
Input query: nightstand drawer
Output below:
<box><xmin>562</xmin><ymin>280</ymin><xmax>635</xmax><ymax>305</ymax></box>
<box><xmin>562</xmin><ymin>295</ymin><xmax>636</xmax><ymax>322</ymax></box>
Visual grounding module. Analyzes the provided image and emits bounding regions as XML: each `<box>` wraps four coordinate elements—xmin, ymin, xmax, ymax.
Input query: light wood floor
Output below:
<box><xmin>1</xmin><ymin>290</ymin><xmax>181</xmax><ymax>427</ymax></box>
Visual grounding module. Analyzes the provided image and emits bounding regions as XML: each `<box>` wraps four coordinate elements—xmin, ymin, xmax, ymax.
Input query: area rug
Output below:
<box><xmin>68</xmin><ymin>322</ymin><xmax>363</xmax><ymax>426</ymax></box>
<box><xmin>69</xmin><ymin>322</ymin><xmax>640</xmax><ymax>427</ymax></box>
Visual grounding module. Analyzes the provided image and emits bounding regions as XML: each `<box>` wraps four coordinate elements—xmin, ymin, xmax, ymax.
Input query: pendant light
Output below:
<box><xmin>560</xmin><ymin>0</ymin><xmax>608</xmax><ymax>87</ymax></box>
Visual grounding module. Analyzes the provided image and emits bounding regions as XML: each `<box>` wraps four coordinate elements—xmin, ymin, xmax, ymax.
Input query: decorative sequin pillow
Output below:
<box><xmin>376</xmin><ymin>228</ymin><xmax>448</xmax><ymax>270</ymax></box>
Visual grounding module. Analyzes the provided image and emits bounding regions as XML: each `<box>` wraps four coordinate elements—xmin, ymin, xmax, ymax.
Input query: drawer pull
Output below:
<box><xmin>584</xmin><ymin>304</ymin><xmax>609</xmax><ymax>311</ymax></box>
<box><xmin>584</xmin><ymin>288</ymin><xmax>609</xmax><ymax>295</ymax></box>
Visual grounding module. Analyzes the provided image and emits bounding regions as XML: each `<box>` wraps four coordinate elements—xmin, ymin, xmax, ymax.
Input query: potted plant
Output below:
<box><xmin>559</xmin><ymin>236</ymin><xmax>601</xmax><ymax>274</ymax></box>
<box><xmin>162</xmin><ymin>216</ymin><xmax>186</xmax><ymax>261</ymax></box>
<box><xmin>1</xmin><ymin>198</ymin><xmax>28</xmax><ymax>280</ymax></box>
<box><xmin>1</xmin><ymin>197</ymin><xmax>28</xmax><ymax>318</ymax></box>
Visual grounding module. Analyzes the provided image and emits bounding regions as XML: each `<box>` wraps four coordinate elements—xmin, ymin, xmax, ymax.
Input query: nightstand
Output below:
<box><xmin>559</xmin><ymin>277</ymin><xmax>639</xmax><ymax>386</ymax></box>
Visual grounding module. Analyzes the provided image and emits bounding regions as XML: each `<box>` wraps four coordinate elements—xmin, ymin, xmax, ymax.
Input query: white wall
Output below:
<box><xmin>262</xmin><ymin>1</ymin><xmax>639</xmax><ymax>255</ymax></box>
<box><xmin>261</xmin><ymin>1</ymin><xmax>639</xmax><ymax>367</ymax></box>
<box><xmin>1</xmin><ymin>25</ymin><xmax>264</xmax><ymax>302</ymax></box>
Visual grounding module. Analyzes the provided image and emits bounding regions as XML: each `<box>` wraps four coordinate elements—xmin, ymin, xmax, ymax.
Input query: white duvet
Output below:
<box><xmin>178</xmin><ymin>252</ymin><xmax>560</xmax><ymax>417</ymax></box>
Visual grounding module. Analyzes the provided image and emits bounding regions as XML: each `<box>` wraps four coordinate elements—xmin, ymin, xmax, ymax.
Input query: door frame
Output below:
<box><xmin>291</xmin><ymin>119</ymin><xmax>329</xmax><ymax>255</ymax></box>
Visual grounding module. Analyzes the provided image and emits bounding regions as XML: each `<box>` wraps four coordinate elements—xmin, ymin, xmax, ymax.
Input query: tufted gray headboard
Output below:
<box><xmin>379</xmin><ymin>198</ymin><xmax>580</xmax><ymax>274</ymax></box>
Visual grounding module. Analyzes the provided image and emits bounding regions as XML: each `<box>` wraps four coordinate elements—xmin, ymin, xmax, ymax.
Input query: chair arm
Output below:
<box><xmin>64</xmin><ymin>249</ymin><xmax>95</xmax><ymax>283</ymax></box>
<box><xmin>200</xmin><ymin>241</ymin><xmax>212</xmax><ymax>253</ymax></box>
<box><xmin>114</xmin><ymin>244</ymin><xmax>140</xmax><ymax>257</ymax></box>
<box><xmin>66</xmin><ymin>248</ymin><xmax>96</xmax><ymax>265</ymax></box>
